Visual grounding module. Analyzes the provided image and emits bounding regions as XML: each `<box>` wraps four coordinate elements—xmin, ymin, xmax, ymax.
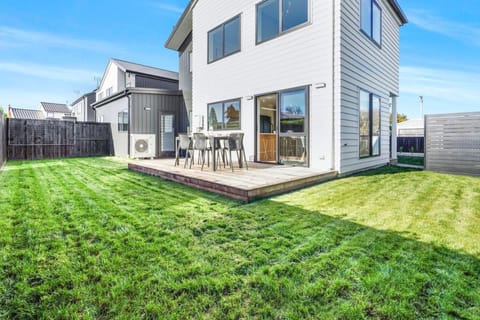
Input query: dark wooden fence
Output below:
<box><xmin>0</xmin><ymin>116</ymin><xmax>6</xmax><ymax>168</ymax></box>
<box><xmin>397</xmin><ymin>137</ymin><xmax>424</xmax><ymax>153</ymax></box>
<box><xmin>7</xmin><ymin>119</ymin><xmax>113</xmax><ymax>161</ymax></box>
<box><xmin>425</xmin><ymin>112</ymin><xmax>480</xmax><ymax>176</ymax></box>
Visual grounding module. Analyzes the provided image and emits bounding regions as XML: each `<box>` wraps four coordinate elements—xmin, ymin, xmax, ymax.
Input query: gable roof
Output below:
<box><xmin>40</xmin><ymin>102</ymin><xmax>71</xmax><ymax>114</ymax></box>
<box><xmin>165</xmin><ymin>0</ymin><xmax>407</xmax><ymax>51</ymax></box>
<box><xmin>111</xmin><ymin>58</ymin><xmax>179</xmax><ymax>80</ymax></box>
<box><xmin>71</xmin><ymin>90</ymin><xmax>97</xmax><ymax>106</ymax></box>
<box><xmin>9</xmin><ymin>107</ymin><xmax>45</xmax><ymax>120</ymax></box>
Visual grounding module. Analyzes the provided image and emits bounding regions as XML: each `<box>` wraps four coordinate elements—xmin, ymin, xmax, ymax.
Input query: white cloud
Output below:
<box><xmin>0</xmin><ymin>61</ymin><xmax>100</xmax><ymax>83</ymax></box>
<box><xmin>408</xmin><ymin>10</ymin><xmax>480</xmax><ymax>46</ymax></box>
<box><xmin>147</xmin><ymin>2</ymin><xmax>184</xmax><ymax>14</ymax></box>
<box><xmin>400</xmin><ymin>65</ymin><xmax>480</xmax><ymax>105</ymax></box>
<box><xmin>0</xmin><ymin>26</ymin><xmax>121</xmax><ymax>53</ymax></box>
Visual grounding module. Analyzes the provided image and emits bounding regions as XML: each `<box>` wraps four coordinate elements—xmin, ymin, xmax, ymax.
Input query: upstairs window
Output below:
<box><xmin>118</xmin><ymin>111</ymin><xmax>129</xmax><ymax>132</ymax></box>
<box><xmin>257</xmin><ymin>0</ymin><xmax>309</xmax><ymax>44</ymax></box>
<box><xmin>361</xmin><ymin>0</ymin><xmax>382</xmax><ymax>45</ymax></box>
<box><xmin>359</xmin><ymin>90</ymin><xmax>381</xmax><ymax>158</ymax></box>
<box><xmin>208</xmin><ymin>15</ymin><xmax>241</xmax><ymax>63</ymax></box>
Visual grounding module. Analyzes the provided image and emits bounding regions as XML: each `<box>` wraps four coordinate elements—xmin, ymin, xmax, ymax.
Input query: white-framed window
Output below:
<box><xmin>118</xmin><ymin>111</ymin><xmax>129</xmax><ymax>132</ymax></box>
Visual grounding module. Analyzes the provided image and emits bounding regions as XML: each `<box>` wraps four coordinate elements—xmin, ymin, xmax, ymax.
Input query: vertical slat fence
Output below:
<box><xmin>7</xmin><ymin>119</ymin><xmax>113</xmax><ymax>161</ymax></box>
<box><xmin>0</xmin><ymin>116</ymin><xmax>6</xmax><ymax>168</ymax></box>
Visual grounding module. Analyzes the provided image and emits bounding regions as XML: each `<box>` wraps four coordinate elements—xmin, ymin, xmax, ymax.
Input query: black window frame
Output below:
<box><xmin>207</xmin><ymin>15</ymin><xmax>242</xmax><ymax>64</ymax></box>
<box><xmin>256</xmin><ymin>0</ymin><xmax>310</xmax><ymax>45</ymax></box>
<box><xmin>359</xmin><ymin>89</ymin><xmax>381</xmax><ymax>158</ymax></box>
<box><xmin>360</xmin><ymin>0</ymin><xmax>382</xmax><ymax>47</ymax></box>
<box><xmin>118</xmin><ymin>111</ymin><xmax>129</xmax><ymax>132</ymax></box>
<box><xmin>207</xmin><ymin>98</ymin><xmax>242</xmax><ymax>131</ymax></box>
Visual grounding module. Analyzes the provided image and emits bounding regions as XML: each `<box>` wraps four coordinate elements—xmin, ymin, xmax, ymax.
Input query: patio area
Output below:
<box><xmin>128</xmin><ymin>159</ymin><xmax>337</xmax><ymax>202</ymax></box>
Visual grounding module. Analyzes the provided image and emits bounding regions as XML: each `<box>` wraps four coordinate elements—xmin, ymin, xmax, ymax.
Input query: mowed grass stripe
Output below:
<box><xmin>0</xmin><ymin>158</ymin><xmax>479</xmax><ymax>319</ymax></box>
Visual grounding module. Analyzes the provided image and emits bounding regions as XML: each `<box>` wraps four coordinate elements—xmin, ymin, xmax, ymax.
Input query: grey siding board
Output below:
<box><xmin>339</xmin><ymin>0</ymin><xmax>400</xmax><ymax>173</ymax></box>
<box><xmin>86</xmin><ymin>92</ymin><xmax>97</xmax><ymax>122</ymax></box>
<box><xmin>130</xmin><ymin>93</ymin><xmax>188</xmax><ymax>157</ymax></box>
<box><xmin>0</xmin><ymin>116</ymin><xmax>6</xmax><ymax>168</ymax></box>
<box><xmin>95</xmin><ymin>96</ymin><xmax>129</xmax><ymax>157</ymax></box>
<box><xmin>179</xmin><ymin>36</ymin><xmax>193</xmax><ymax>121</ymax></box>
<box><xmin>425</xmin><ymin>112</ymin><xmax>480</xmax><ymax>176</ymax></box>
<box><xmin>135</xmin><ymin>75</ymin><xmax>179</xmax><ymax>91</ymax></box>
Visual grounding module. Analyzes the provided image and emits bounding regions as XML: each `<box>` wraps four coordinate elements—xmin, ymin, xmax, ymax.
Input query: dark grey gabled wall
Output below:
<box><xmin>130</xmin><ymin>92</ymin><xmax>188</xmax><ymax>157</ymax></box>
<box><xmin>85</xmin><ymin>92</ymin><xmax>97</xmax><ymax>122</ymax></box>
<box><xmin>179</xmin><ymin>33</ymin><xmax>192</xmax><ymax>130</ymax></box>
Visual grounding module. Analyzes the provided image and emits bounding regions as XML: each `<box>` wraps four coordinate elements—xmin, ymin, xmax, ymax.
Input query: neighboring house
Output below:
<box><xmin>39</xmin><ymin>102</ymin><xmax>72</xmax><ymax>119</ymax></box>
<box><xmin>165</xmin><ymin>0</ymin><xmax>407</xmax><ymax>174</ymax></box>
<box><xmin>8</xmin><ymin>106</ymin><xmax>45</xmax><ymax>120</ymax></box>
<box><xmin>397</xmin><ymin>118</ymin><xmax>424</xmax><ymax>137</ymax></box>
<box><xmin>71</xmin><ymin>90</ymin><xmax>97</xmax><ymax>122</ymax></box>
<box><xmin>93</xmin><ymin>58</ymin><xmax>187</xmax><ymax>158</ymax></box>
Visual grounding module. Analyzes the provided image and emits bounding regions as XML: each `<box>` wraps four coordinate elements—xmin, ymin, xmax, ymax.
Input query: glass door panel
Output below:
<box><xmin>279</xmin><ymin>88</ymin><xmax>307</xmax><ymax>166</ymax></box>
<box><xmin>257</xmin><ymin>94</ymin><xmax>277</xmax><ymax>163</ymax></box>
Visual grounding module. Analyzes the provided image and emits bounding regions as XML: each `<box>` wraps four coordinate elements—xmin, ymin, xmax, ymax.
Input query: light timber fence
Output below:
<box><xmin>7</xmin><ymin>119</ymin><xmax>113</xmax><ymax>161</ymax></box>
<box><xmin>425</xmin><ymin>112</ymin><xmax>480</xmax><ymax>176</ymax></box>
<box><xmin>0</xmin><ymin>116</ymin><xmax>6</xmax><ymax>168</ymax></box>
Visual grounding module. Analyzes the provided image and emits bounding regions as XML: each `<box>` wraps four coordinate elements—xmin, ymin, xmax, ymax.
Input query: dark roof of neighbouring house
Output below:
<box><xmin>71</xmin><ymin>90</ymin><xmax>97</xmax><ymax>106</ymax></box>
<box><xmin>165</xmin><ymin>0</ymin><xmax>408</xmax><ymax>50</ymax></box>
<box><xmin>9</xmin><ymin>107</ymin><xmax>45</xmax><ymax>120</ymax></box>
<box><xmin>111</xmin><ymin>58</ymin><xmax>179</xmax><ymax>81</ymax></box>
<box><xmin>40</xmin><ymin>102</ymin><xmax>71</xmax><ymax>114</ymax></box>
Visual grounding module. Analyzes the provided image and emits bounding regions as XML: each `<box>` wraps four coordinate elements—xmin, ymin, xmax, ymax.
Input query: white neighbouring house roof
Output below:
<box><xmin>397</xmin><ymin>118</ymin><xmax>424</xmax><ymax>137</ymax></box>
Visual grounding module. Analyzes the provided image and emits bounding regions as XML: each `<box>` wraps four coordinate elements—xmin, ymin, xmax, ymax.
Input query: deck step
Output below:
<box><xmin>128</xmin><ymin>160</ymin><xmax>338</xmax><ymax>202</ymax></box>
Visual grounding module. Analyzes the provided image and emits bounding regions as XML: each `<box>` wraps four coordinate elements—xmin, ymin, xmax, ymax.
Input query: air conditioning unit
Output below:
<box><xmin>130</xmin><ymin>134</ymin><xmax>156</xmax><ymax>159</ymax></box>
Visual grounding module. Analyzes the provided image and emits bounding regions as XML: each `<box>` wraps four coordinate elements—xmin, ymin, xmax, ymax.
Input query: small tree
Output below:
<box><xmin>390</xmin><ymin>113</ymin><xmax>408</xmax><ymax>124</ymax></box>
<box><xmin>397</xmin><ymin>113</ymin><xmax>408</xmax><ymax>123</ymax></box>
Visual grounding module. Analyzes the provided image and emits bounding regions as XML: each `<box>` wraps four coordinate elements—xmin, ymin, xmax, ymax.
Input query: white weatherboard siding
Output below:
<box><xmin>98</xmin><ymin>62</ymin><xmax>120</xmax><ymax>100</ymax></box>
<box><xmin>339</xmin><ymin>0</ymin><xmax>401</xmax><ymax>173</ymax></box>
<box><xmin>192</xmin><ymin>0</ymin><xmax>335</xmax><ymax>171</ymax></box>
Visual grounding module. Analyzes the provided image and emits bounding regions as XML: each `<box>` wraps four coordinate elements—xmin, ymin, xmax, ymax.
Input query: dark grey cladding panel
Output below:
<box><xmin>179</xmin><ymin>37</ymin><xmax>192</xmax><ymax>113</ymax></box>
<box><xmin>130</xmin><ymin>93</ymin><xmax>188</xmax><ymax>157</ymax></box>
<box><xmin>135</xmin><ymin>75</ymin><xmax>179</xmax><ymax>91</ymax></box>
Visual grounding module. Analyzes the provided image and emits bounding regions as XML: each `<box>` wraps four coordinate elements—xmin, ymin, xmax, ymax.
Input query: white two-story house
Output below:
<box><xmin>165</xmin><ymin>0</ymin><xmax>407</xmax><ymax>174</ymax></box>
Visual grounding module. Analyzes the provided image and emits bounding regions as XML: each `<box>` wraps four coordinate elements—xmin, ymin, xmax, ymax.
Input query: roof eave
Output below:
<box><xmin>388</xmin><ymin>0</ymin><xmax>408</xmax><ymax>25</ymax></box>
<box><xmin>165</xmin><ymin>0</ymin><xmax>196</xmax><ymax>51</ymax></box>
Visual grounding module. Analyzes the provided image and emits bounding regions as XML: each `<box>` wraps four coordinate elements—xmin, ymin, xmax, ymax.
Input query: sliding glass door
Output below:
<box><xmin>279</xmin><ymin>88</ymin><xmax>307</xmax><ymax>165</ymax></box>
<box><xmin>256</xmin><ymin>87</ymin><xmax>308</xmax><ymax>166</ymax></box>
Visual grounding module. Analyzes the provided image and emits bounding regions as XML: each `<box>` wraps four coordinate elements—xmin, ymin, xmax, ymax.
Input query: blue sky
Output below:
<box><xmin>0</xmin><ymin>0</ymin><xmax>478</xmax><ymax>120</ymax></box>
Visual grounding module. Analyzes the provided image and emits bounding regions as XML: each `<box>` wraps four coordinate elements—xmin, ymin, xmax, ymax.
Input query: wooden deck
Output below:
<box><xmin>128</xmin><ymin>159</ymin><xmax>338</xmax><ymax>202</ymax></box>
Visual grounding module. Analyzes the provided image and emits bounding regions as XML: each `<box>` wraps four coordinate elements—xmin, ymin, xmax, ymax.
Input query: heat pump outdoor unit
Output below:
<box><xmin>130</xmin><ymin>134</ymin><xmax>156</xmax><ymax>159</ymax></box>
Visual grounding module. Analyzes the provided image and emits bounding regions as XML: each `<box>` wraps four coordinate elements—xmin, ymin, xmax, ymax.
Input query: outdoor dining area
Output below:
<box><xmin>174</xmin><ymin>132</ymin><xmax>248</xmax><ymax>172</ymax></box>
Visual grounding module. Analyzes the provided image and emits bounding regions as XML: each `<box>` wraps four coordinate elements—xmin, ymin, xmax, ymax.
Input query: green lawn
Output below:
<box><xmin>0</xmin><ymin>158</ymin><xmax>479</xmax><ymax>319</ymax></box>
<box><xmin>398</xmin><ymin>156</ymin><xmax>425</xmax><ymax>167</ymax></box>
